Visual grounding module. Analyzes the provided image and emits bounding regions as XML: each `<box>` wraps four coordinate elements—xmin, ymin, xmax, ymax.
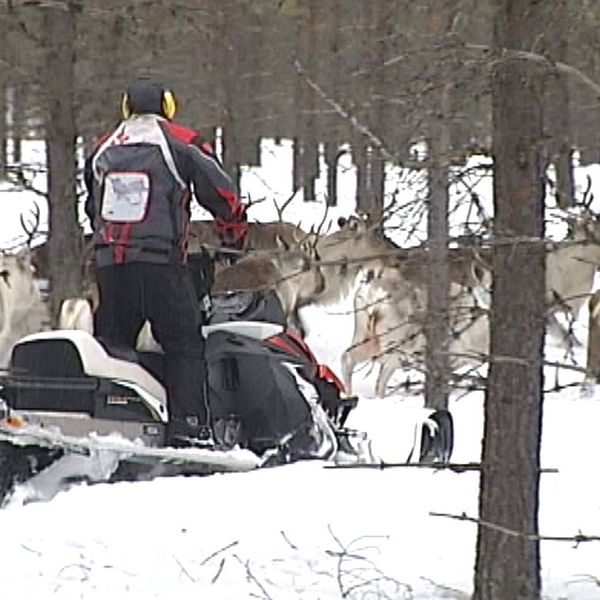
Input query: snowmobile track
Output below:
<box><xmin>0</xmin><ymin>421</ymin><xmax>263</xmax><ymax>505</ymax></box>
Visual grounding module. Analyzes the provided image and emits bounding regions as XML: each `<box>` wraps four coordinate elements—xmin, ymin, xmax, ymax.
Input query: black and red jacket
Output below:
<box><xmin>84</xmin><ymin>115</ymin><xmax>247</xmax><ymax>266</ymax></box>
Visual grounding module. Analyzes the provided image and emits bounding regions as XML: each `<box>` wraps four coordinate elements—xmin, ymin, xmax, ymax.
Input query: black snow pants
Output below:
<box><xmin>94</xmin><ymin>263</ymin><xmax>209</xmax><ymax>433</ymax></box>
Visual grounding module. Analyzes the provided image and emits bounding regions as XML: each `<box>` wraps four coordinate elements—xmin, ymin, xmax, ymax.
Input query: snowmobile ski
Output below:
<box><xmin>0</xmin><ymin>413</ymin><xmax>261</xmax><ymax>504</ymax></box>
<box><xmin>0</xmin><ymin>417</ymin><xmax>261</xmax><ymax>471</ymax></box>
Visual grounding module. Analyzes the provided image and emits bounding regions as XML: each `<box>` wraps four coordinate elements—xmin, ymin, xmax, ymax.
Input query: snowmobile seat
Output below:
<box><xmin>96</xmin><ymin>337</ymin><xmax>139</xmax><ymax>363</ymax></box>
<box><xmin>96</xmin><ymin>338</ymin><xmax>167</xmax><ymax>388</ymax></box>
<box><xmin>10</xmin><ymin>330</ymin><xmax>167</xmax><ymax>406</ymax></box>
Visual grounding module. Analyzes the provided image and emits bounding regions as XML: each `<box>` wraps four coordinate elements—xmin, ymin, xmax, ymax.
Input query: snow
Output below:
<box><xmin>1</xmin><ymin>139</ymin><xmax>599</xmax><ymax>599</ymax></box>
<box><xmin>1</xmin><ymin>388</ymin><xmax>598</xmax><ymax>599</ymax></box>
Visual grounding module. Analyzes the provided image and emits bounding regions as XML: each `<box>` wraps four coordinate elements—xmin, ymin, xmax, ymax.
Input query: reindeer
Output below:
<box><xmin>465</xmin><ymin>208</ymin><xmax>600</xmax><ymax>346</ymax></box>
<box><xmin>58</xmin><ymin>296</ymin><xmax>95</xmax><ymax>334</ymax></box>
<box><xmin>341</xmin><ymin>265</ymin><xmax>489</xmax><ymax>396</ymax></box>
<box><xmin>190</xmin><ymin>213</ymin><xmax>393</xmax><ymax>308</ymax></box>
<box><xmin>584</xmin><ymin>290</ymin><xmax>600</xmax><ymax>385</ymax></box>
<box><xmin>342</xmin><ymin>206</ymin><xmax>600</xmax><ymax>396</ymax></box>
<box><xmin>341</xmin><ymin>267</ymin><xmax>426</xmax><ymax>397</ymax></box>
<box><xmin>212</xmin><ymin>235</ymin><xmax>324</xmax><ymax>334</ymax></box>
<box><xmin>0</xmin><ymin>249</ymin><xmax>50</xmax><ymax>366</ymax></box>
<box><xmin>309</xmin><ymin>214</ymin><xmax>392</xmax><ymax>306</ymax></box>
<box><xmin>188</xmin><ymin>220</ymin><xmax>310</xmax><ymax>254</ymax></box>
<box><xmin>58</xmin><ymin>234</ymin><xmax>322</xmax><ymax>349</ymax></box>
<box><xmin>60</xmin><ymin>214</ymin><xmax>384</xmax><ymax>342</ymax></box>
<box><xmin>544</xmin><ymin>210</ymin><xmax>600</xmax><ymax>344</ymax></box>
<box><xmin>22</xmin><ymin>203</ymin><xmax>98</xmax><ymax>337</ymax></box>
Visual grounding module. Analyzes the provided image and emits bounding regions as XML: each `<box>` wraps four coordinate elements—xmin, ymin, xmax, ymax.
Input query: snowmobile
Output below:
<box><xmin>0</xmin><ymin>275</ymin><xmax>453</xmax><ymax>505</ymax></box>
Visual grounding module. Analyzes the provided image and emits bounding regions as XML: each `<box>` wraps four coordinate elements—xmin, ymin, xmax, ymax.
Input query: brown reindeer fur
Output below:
<box><xmin>212</xmin><ymin>237</ymin><xmax>324</xmax><ymax>334</ymax></box>
<box><xmin>188</xmin><ymin>220</ymin><xmax>309</xmax><ymax>254</ymax></box>
<box><xmin>213</xmin><ymin>257</ymin><xmax>281</xmax><ymax>293</ymax></box>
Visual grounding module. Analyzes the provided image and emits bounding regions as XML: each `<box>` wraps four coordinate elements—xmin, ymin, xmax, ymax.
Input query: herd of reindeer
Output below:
<box><xmin>2</xmin><ymin>205</ymin><xmax>600</xmax><ymax>397</ymax></box>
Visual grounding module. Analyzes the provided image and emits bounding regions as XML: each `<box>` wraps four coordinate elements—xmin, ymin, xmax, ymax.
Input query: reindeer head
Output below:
<box><xmin>0</xmin><ymin>248</ymin><xmax>42</xmax><ymax>338</ymax></box>
<box><xmin>564</xmin><ymin>207</ymin><xmax>600</xmax><ymax>244</ymax></box>
<box><xmin>563</xmin><ymin>175</ymin><xmax>600</xmax><ymax>242</ymax></box>
<box><xmin>336</xmin><ymin>214</ymin><xmax>369</xmax><ymax>237</ymax></box>
<box><xmin>274</xmin><ymin>234</ymin><xmax>325</xmax><ymax>301</ymax></box>
<box><xmin>332</xmin><ymin>214</ymin><xmax>388</xmax><ymax>250</ymax></box>
<box><xmin>315</xmin><ymin>213</ymin><xmax>391</xmax><ymax>286</ymax></box>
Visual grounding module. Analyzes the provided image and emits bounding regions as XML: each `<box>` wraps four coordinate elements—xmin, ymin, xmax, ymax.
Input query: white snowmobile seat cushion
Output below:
<box><xmin>16</xmin><ymin>330</ymin><xmax>166</xmax><ymax>404</ymax></box>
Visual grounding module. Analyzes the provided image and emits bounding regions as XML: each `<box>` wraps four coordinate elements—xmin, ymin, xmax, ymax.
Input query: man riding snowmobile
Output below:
<box><xmin>83</xmin><ymin>78</ymin><xmax>247</xmax><ymax>448</ymax></box>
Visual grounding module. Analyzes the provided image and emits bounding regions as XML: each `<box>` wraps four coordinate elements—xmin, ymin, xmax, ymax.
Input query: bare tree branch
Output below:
<box><xmin>430</xmin><ymin>511</ymin><xmax>600</xmax><ymax>546</ymax></box>
<box><xmin>294</xmin><ymin>59</ymin><xmax>396</xmax><ymax>163</ymax></box>
<box><xmin>326</xmin><ymin>462</ymin><xmax>559</xmax><ymax>474</ymax></box>
<box><xmin>464</xmin><ymin>43</ymin><xmax>600</xmax><ymax>98</ymax></box>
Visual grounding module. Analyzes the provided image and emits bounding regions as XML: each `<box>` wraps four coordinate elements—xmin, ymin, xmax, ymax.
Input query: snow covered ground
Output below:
<box><xmin>0</xmin><ymin>139</ymin><xmax>599</xmax><ymax>598</ymax></box>
<box><xmin>0</xmin><ymin>329</ymin><xmax>598</xmax><ymax>599</ymax></box>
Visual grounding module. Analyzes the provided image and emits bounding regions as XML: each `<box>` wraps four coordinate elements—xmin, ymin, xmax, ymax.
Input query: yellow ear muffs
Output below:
<box><xmin>161</xmin><ymin>89</ymin><xmax>176</xmax><ymax>120</ymax></box>
<box><xmin>121</xmin><ymin>93</ymin><xmax>131</xmax><ymax>119</ymax></box>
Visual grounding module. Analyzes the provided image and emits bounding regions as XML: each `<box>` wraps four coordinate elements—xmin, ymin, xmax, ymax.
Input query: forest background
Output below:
<box><xmin>2</xmin><ymin>1</ymin><xmax>600</xmax><ymax>598</ymax></box>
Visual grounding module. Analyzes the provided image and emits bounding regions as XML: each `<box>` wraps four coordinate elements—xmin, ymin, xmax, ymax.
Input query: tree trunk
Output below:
<box><xmin>354</xmin><ymin>142</ymin><xmax>369</xmax><ymax>214</ymax></box>
<box><xmin>292</xmin><ymin>138</ymin><xmax>318</xmax><ymax>203</ymax></box>
<box><xmin>322</xmin><ymin>0</ymin><xmax>342</xmax><ymax>207</ymax></box>
<box><xmin>0</xmin><ymin>80</ymin><xmax>6</xmax><ymax>179</ymax></box>
<box><xmin>10</xmin><ymin>84</ymin><xmax>22</xmax><ymax>176</ymax></box>
<box><xmin>424</xmin><ymin>2</ymin><xmax>455</xmax><ymax>411</ymax></box>
<box><xmin>473</xmin><ymin>2</ymin><xmax>546</xmax><ymax>598</ymax></box>
<box><xmin>292</xmin><ymin>137</ymin><xmax>317</xmax><ymax>201</ymax></box>
<box><xmin>425</xmin><ymin>130</ymin><xmax>450</xmax><ymax>410</ymax></box>
<box><xmin>42</xmin><ymin>3</ymin><xmax>84</xmax><ymax>322</ymax></box>
<box><xmin>543</xmin><ymin>0</ymin><xmax>574</xmax><ymax>209</ymax></box>
<box><xmin>368</xmin><ymin>0</ymin><xmax>394</xmax><ymax>220</ymax></box>
<box><xmin>219</xmin><ymin>0</ymin><xmax>242</xmax><ymax>191</ymax></box>
<box><xmin>237</xmin><ymin>2</ymin><xmax>261</xmax><ymax>169</ymax></box>
<box><xmin>324</xmin><ymin>142</ymin><xmax>345</xmax><ymax>207</ymax></box>
<box><xmin>293</xmin><ymin>2</ymin><xmax>319</xmax><ymax>203</ymax></box>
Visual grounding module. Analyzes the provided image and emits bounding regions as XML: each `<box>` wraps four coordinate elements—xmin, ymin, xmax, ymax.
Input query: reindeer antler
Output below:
<box><xmin>568</xmin><ymin>173</ymin><xmax>595</xmax><ymax>213</ymax></box>
<box><xmin>273</xmin><ymin>189</ymin><xmax>299</xmax><ymax>222</ymax></box>
<box><xmin>244</xmin><ymin>193</ymin><xmax>267</xmax><ymax>214</ymax></box>
<box><xmin>581</xmin><ymin>174</ymin><xmax>595</xmax><ymax>212</ymax></box>
<box><xmin>311</xmin><ymin>202</ymin><xmax>331</xmax><ymax>241</ymax></box>
<box><xmin>19</xmin><ymin>202</ymin><xmax>42</xmax><ymax>247</ymax></box>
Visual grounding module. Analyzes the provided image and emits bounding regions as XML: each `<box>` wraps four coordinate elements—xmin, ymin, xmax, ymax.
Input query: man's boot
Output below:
<box><xmin>167</xmin><ymin>416</ymin><xmax>214</xmax><ymax>449</ymax></box>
